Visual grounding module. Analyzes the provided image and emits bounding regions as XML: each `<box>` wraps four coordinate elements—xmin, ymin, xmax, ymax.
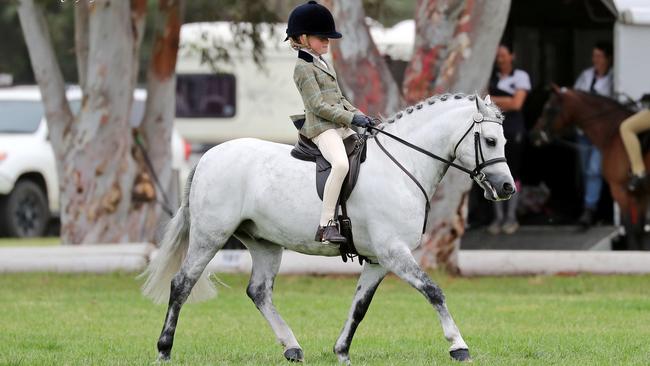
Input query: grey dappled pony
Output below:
<box><xmin>142</xmin><ymin>93</ymin><xmax>515</xmax><ymax>363</ymax></box>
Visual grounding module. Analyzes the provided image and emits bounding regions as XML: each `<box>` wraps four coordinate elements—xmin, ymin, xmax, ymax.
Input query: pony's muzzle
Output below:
<box><xmin>480</xmin><ymin>175</ymin><xmax>516</xmax><ymax>201</ymax></box>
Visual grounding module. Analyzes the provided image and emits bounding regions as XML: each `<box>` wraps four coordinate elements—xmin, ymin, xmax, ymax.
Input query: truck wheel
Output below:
<box><xmin>0</xmin><ymin>180</ymin><xmax>49</xmax><ymax>237</ymax></box>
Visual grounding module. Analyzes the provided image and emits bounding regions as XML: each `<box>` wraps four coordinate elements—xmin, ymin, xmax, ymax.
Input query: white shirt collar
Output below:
<box><xmin>302</xmin><ymin>49</ymin><xmax>327</xmax><ymax>68</ymax></box>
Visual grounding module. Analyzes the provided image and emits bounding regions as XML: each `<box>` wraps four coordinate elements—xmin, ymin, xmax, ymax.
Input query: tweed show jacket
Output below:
<box><xmin>292</xmin><ymin>50</ymin><xmax>358</xmax><ymax>139</ymax></box>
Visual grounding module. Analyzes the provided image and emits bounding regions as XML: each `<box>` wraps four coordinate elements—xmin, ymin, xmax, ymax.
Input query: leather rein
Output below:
<box><xmin>367</xmin><ymin>111</ymin><xmax>506</xmax><ymax>233</ymax></box>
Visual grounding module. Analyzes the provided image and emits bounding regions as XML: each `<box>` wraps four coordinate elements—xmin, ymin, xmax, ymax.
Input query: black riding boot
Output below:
<box><xmin>627</xmin><ymin>173</ymin><xmax>650</xmax><ymax>194</ymax></box>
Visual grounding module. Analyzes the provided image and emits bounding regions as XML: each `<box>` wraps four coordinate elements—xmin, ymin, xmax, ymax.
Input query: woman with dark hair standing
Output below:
<box><xmin>487</xmin><ymin>44</ymin><xmax>531</xmax><ymax>235</ymax></box>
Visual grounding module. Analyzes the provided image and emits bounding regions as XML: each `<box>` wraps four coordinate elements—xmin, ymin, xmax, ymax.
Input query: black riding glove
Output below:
<box><xmin>352</xmin><ymin>114</ymin><xmax>372</xmax><ymax>127</ymax></box>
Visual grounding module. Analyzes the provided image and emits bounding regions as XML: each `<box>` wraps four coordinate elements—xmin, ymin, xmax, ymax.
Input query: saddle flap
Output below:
<box><xmin>289</xmin><ymin>133</ymin><xmax>367</xmax><ymax>202</ymax></box>
<box><xmin>290</xmin><ymin>134</ymin><xmax>320</xmax><ymax>162</ymax></box>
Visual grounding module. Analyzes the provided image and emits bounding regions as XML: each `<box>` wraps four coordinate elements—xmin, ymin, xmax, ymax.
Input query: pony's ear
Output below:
<box><xmin>475</xmin><ymin>93</ymin><xmax>490</xmax><ymax>115</ymax></box>
<box><xmin>550</xmin><ymin>83</ymin><xmax>561</xmax><ymax>94</ymax></box>
<box><xmin>484</xmin><ymin>95</ymin><xmax>492</xmax><ymax>105</ymax></box>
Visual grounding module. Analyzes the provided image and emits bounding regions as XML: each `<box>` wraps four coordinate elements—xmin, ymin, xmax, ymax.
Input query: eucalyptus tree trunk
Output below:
<box><xmin>325</xmin><ymin>0</ymin><xmax>403</xmax><ymax>117</ymax></box>
<box><xmin>404</xmin><ymin>0</ymin><xmax>511</xmax><ymax>273</ymax></box>
<box><xmin>326</xmin><ymin>0</ymin><xmax>510</xmax><ymax>272</ymax></box>
<box><xmin>127</xmin><ymin>0</ymin><xmax>184</xmax><ymax>240</ymax></box>
<box><xmin>403</xmin><ymin>0</ymin><xmax>512</xmax><ymax>97</ymax></box>
<box><xmin>18</xmin><ymin>0</ymin><xmax>184</xmax><ymax>244</ymax></box>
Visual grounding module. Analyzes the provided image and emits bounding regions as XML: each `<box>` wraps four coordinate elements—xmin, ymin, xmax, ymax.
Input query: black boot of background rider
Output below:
<box><xmin>315</xmin><ymin>222</ymin><xmax>347</xmax><ymax>244</ymax></box>
<box><xmin>627</xmin><ymin>173</ymin><xmax>650</xmax><ymax>194</ymax></box>
<box><xmin>577</xmin><ymin>207</ymin><xmax>595</xmax><ymax>229</ymax></box>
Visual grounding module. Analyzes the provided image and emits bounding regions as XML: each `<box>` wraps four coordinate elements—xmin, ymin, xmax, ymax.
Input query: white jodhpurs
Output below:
<box><xmin>311</xmin><ymin>127</ymin><xmax>356</xmax><ymax>226</ymax></box>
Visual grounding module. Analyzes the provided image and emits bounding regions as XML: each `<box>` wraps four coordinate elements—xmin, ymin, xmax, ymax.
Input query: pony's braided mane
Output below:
<box><xmin>379</xmin><ymin>93</ymin><xmax>503</xmax><ymax>125</ymax></box>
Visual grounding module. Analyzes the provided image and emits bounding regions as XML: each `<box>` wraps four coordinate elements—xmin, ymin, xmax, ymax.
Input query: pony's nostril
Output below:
<box><xmin>503</xmin><ymin>182</ymin><xmax>515</xmax><ymax>194</ymax></box>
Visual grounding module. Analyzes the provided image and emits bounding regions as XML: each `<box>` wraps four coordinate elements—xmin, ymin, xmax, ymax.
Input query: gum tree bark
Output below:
<box><xmin>327</xmin><ymin>0</ymin><xmax>511</xmax><ymax>272</ymax></box>
<box><xmin>325</xmin><ymin>0</ymin><xmax>403</xmax><ymax>117</ymax></box>
<box><xmin>403</xmin><ymin>0</ymin><xmax>511</xmax><ymax>97</ymax></box>
<box><xmin>18</xmin><ymin>0</ymin><xmax>184</xmax><ymax>244</ymax></box>
<box><xmin>127</xmin><ymin>0</ymin><xmax>184</xmax><ymax>240</ymax></box>
<box><xmin>406</xmin><ymin>0</ymin><xmax>511</xmax><ymax>274</ymax></box>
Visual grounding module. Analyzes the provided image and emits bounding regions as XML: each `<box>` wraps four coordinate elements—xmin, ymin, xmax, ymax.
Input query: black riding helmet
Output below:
<box><xmin>285</xmin><ymin>1</ymin><xmax>342</xmax><ymax>41</ymax></box>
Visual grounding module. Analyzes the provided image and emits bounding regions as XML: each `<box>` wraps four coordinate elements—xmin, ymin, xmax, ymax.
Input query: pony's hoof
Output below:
<box><xmin>333</xmin><ymin>344</ymin><xmax>350</xmax><ymax>364</ymax></box>
<box><xmin>284</xmin><ymin>347</ymin><xmax>304</xmax><ymax>362</ymax></box>
<box><xmin>156</xmin><ymin>352</ymin><xmax>171</xmax><ymax>363</ymax></box>
<box><xmin>450</xmin><ymin>348</ymin><xmax>471</xmax><ymax>362</ymax></box>
<box><xmin>337</xmin><ymin>355</ymin><xmax>351</xmax><ymax>365</ymax></box>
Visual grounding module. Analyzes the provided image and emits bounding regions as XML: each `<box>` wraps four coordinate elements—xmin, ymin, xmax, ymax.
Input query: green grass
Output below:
<box><xmin>0</xmin><ymin>237</ymin><xmax>60</xmax><ymax>247</ymax></box>
<box><xmin>1</xmin><ymin>272</ymin><xmax>649</xmax><ymax>365</ymax></box>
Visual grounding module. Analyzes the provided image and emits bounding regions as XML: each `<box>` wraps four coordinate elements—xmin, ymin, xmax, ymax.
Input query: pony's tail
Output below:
<box><xmin>141</xmin><ymin>166</ymin><xmax>216</xmax><ymax>304</ymax></box>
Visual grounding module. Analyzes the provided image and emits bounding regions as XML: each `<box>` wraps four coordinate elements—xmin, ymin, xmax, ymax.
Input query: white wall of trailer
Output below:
<box><xmin>612</xmin><ymin>0</ymin><xmax>650</xmax><ymax>101</ymax></box>
<box><xmin>176</xmin><ymin>22</ymin><xmax>302</xmax><ymax>145</ymax></box>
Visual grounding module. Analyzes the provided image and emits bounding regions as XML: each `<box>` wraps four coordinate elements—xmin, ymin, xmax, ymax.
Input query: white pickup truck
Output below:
<box><xmin>0</xmin><ymin>85</ymin><xmax>190</xmax><ymax>237</ymax></box>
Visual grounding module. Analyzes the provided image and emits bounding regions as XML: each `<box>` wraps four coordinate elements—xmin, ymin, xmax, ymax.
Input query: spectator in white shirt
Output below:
<box><xmin>487</xmin><ymin>43</ymin><xmax>531</xmax><ymax>235</ymax></box>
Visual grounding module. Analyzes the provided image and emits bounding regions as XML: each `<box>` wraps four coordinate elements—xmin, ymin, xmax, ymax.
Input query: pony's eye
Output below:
<box><xmin>486</xmin><ymin>137</ymin><xmax>497</xmax><ymax>147</ymax></box>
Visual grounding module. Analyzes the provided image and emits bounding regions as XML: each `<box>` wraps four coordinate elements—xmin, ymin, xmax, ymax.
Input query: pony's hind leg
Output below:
<box><xmin>238</xmin><ymin>236</ymin><xmax>304</xmax><ymax>362</ymax></box>
<box><xmin>157</xmin><ymin>229</ymin><xmax>226</xmax><ymax>361</ymax></box>
<box><xmin>378</xmin><ymin>245</ymin><xmax>471</xmax><ymax>362</ymax></box>
<box><xmin>334</xmin><ymin>263</ymin><xmax>388</xmax><ymax>364</ymax></box>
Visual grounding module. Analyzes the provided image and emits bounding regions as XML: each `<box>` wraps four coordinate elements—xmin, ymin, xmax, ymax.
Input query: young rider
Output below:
<box><xmin>620</xmin><ymin>105</ymin><xmax>650</xmax><ymax>193</ymax></box>
<box><xmin>487</xmin><ymin>43</ymin><xmax>531</xmax><ymax>235</ymax></box>
<box><xmin>286</xmin><ymin>1</ymin><xmax>373</xmax><ymax>245</ymax></box>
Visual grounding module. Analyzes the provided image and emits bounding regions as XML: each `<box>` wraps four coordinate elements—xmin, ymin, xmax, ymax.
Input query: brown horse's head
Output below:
<box><xmin>531</xmin><ymin>85</ymin><xmax>634</xmax><ymax>148</ymax></box>
<box><xmin>531</xmin><ymin>84</ymin><xmax>576</xmax><ymax>146</ymax></box>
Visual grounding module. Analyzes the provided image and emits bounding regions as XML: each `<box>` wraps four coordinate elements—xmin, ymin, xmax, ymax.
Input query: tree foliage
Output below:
<box><xmin>1</xmin><ymin>0</ymin><xmax>417</xmax><ymax>83</ymax></box>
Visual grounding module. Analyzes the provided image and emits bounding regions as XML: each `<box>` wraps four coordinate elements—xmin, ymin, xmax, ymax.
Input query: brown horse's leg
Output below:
<box><xmin>621</xmin><ymin>196</ymin><xmax>647</xmax><ymax>250</ymax></box>
<box><xmin>621</xmin><ymin>215</ymin><xmax>640</xmax><ymax>250</ymax></box>
<box><xmin>608</xmin><ymin>184</ymin><xmax>640</xmax><ymax>250</ymax></box>
<box><xmin>637</xmin><ymin>198</ymin><xmax>650</xmax><ymax>251</ymax></box>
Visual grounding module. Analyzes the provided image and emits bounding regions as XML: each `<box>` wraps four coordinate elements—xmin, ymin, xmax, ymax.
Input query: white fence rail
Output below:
<box><xmin>1</xmin><ymin>246</ymin><xmax>650</xmax><ymax>275</ymax></box>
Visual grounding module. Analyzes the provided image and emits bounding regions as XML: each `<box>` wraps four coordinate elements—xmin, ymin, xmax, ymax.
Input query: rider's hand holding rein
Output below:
<box><xmin>352</xmin><ymin>114</ymin><xmax>373</xmax><ymax>127</ymax></box>
<box><xmin>286</xmin><ymin>1</ymin><xmax>363</xmax><ymax>245</ymax></box>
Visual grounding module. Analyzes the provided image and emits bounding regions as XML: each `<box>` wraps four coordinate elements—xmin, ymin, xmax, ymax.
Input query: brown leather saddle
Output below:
<box><xmin>290</xmin><ymin>133</ymin><xmax>367</xmax><ymax>202</ymax></box>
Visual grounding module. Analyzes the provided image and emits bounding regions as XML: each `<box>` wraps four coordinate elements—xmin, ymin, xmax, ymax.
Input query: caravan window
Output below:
<box><xmin>176</xmin><ymin>74</ymin><xmax>236</xmax><ymax>118</ymax></box>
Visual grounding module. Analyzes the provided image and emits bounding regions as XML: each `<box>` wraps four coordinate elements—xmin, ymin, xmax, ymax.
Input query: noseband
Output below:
<box><xmin>451</xmin><ymin>112</ymin><xmax>508</xmax><ymax>184</ymax></box>
<box><xmin>367</xmin><ymin>111</ymin><xmax>507</xmax><ymax>232</ymax></box>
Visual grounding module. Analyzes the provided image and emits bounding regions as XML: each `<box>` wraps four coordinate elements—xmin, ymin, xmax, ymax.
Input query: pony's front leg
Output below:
<box><xmin>334</xmin><ymin>263</ymin><xmax>388</xmax><ymax>364</ymax></box>
<box><xmin>378</xmin><ymin>245</ymin><xmax>470</xmax><ymax>362</ymax></box>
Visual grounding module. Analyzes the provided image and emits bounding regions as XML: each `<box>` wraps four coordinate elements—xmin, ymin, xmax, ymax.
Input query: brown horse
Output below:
<box><xmin>533</xmin><ymin>86</ymin><xmax>649</xmax><ymax>250</ymax></box>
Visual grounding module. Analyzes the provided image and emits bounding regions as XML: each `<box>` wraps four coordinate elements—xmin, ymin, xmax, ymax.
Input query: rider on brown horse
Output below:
<box><xmin>620</xmin><ymin>101</ymin><xmax>650</xmax><ymax>193</ymax></box>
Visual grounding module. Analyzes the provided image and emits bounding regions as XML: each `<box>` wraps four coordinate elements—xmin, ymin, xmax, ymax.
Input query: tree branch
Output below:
<box><xmin>128</xmin><ymin>0</ymin><xmax>185</xmax><ymax>239</ymax></box>
<box><xmin>329</xmin><ymin>0</ymin><xmax>403</xmax><ymax>116</ymax></box>
<box><xmin>74</xmin><ymin>0</ymin><xmax>89</xmax><ymax>93</ymax></box>
<box><xmin>130</xmin><ymin>0</ymin><xmax>148</xmax><ymax>93</ymax></box>
<box><xmin>403</xmin><ymin>0</ymin><xmax>511</xmax><ymax>100</ymax></box>
<box><xmin>18</xmin><ymin>0</ymin><xmax>73</xmax><ymax>148</ymax></box>
<box><xmin>448</xmin><ymin>0</ymin><xmax>511</xmax><ymax>93</ymax></box>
